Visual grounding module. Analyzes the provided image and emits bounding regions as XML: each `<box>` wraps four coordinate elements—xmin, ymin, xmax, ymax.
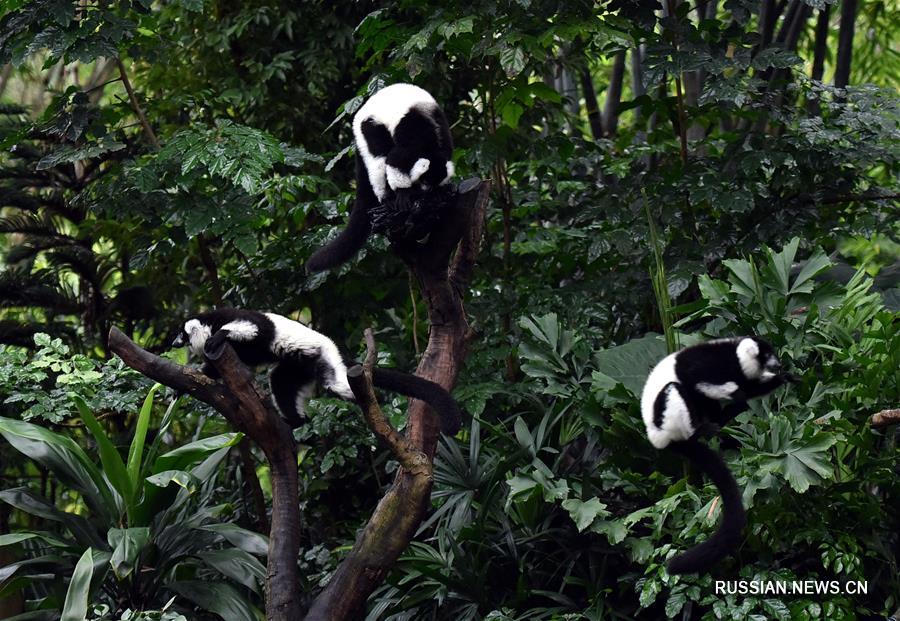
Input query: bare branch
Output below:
<box><xmin>116</xmin><ymin>58</ymin><xmax>160</xmax><ymax>150</ymax></box>
<box><xmin>871</xmin><ymin>409</ymin><xmax>900</xmax><ymax>429</ymax></box>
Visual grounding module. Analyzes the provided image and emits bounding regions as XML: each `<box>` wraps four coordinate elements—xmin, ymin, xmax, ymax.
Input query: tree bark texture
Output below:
<box><xmin>108</xmin><ymin>328</ymin><xmax>301</xmax><ymax>621</ymax></box>
<box><xmin>834</xmin><ymin>0</ymin><xmax>858</xmax><ymax>88</ymax></box>
<box><xmin>304</xmin><ymin>179</ymin><xmax>490</xmax><ymax>620</ymax></box>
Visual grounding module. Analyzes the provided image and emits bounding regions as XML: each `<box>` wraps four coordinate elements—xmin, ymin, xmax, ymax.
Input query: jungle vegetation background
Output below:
<box><xmin>0</xmin><ymin>0</ymin><xmax>897</xmax><ymax>619</ymax></box>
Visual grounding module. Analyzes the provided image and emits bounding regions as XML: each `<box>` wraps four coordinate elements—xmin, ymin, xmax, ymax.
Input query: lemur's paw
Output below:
<box><xmin>409</xmin><ymin>158</ymin><xmax>431</xmax><ymax>182</ymax></box>
<box><xmin>386</xmin><ymin>165</ymin><xmax>412</xmax><ymax>190</ymax></box>
<box><xmin>440</xmin><ymin>161</ymin><xmax>455</xmax><ymax>185</ymax></box>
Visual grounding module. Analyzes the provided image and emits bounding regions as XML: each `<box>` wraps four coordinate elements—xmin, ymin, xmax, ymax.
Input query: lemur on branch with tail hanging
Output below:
<box><xmin>306</xmin><ymin>83</ymin><xmax>455</xmax><ymax>272</ymax></box>
<box><xmin>172</xmin><ymin>308</ymin><xmax>462</xmax><ymax>435</ymax></box>
<box><xmin>640</xmin><ymin>337</ymin><xmax>797</xmax><ymax>574</ymax></box>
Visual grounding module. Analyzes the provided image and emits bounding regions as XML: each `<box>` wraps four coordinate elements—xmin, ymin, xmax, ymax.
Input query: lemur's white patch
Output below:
<box><xmin>184</xmin><ymin>319</ymin><xmax>211</xmax><ymax>356</ymax></box>
<box><xmin>262</xmin><ymin>312</ymin><xmax>354</xmax><ymax>400</ymax></box>
<box><xmin>366</xmin><ymin>157</ymin><xmax>388</xmax><ymax>201</ymax></box>
<box><xmin>409</xmin><ymin>158</ymin><xmax>430</xmax><ymax>183</ymax></box>
<box><xmin>386</xmin><ymin>165</ymin><xmax>412</xmax><ymax>190</ymax></box>
<box><xmin>440</xmin><ymin>161</ymin><xmax>455</xmax><ymax>185</ymax></box>
<box><xmin>647</xmin><ymin>384</ymin><xmax>695</xmax><ymax>449</ymax></box>
<box><xmin>351</xmin><ymin>84</ymin><xmax>445</xmax><ymax>202</ymax></box>
<box><xmin>761</xmin><ymin>370</ymin><xmax>776</xmax><ymax>381</ymax></box>
<box><xmin>221</xmin><ymin>320</ymin><xmax>259</xmax><ymax>341</ymax></box>
<box><xmin>697</xmin><ymin>381</ymin><xmax>739</xmax><ymax>401</ymax></box>
<box><xmin>293</xmin><ymin>382</ymin><xmax>316</xmax><ymax>420</ymax></box>
<box><xmin>736</xmin><ymin>338</ymin><xmax>761</xmax><ymax>379</ymax></box>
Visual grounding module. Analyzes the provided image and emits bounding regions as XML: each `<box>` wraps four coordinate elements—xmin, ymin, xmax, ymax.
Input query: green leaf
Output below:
<box><xmin>152</xmin><ymin>433</ymin><xmax>242</xmax><ymax>473</ymax></box>
<box><xmin>200</xmin><ymin>523</ymin><xmax>269</xmax><ymax>556</ymax></box>
<box><xmin>197</xmin><ymin>549</ymin><xmax>266</xmax><ymax>594</ymax></box>
<box><xmin>593</xmin><ymin>333</ymin><xmax>668</xmax><ymax>398</ymax></box>
<box><xmin>73</xmin><ymin>396</ymin><xmax>133</xmax><ymax>512</ymax></box>
<box><xmin>107</xmin><ymin>527</ymin><xmax>150</xmax><ymax>580</ymax></box>
<box><xmin>561</xmin><ymin>497</ymin><xmax>608</xmax><ymax>532</ymax></box>
<box><xmin>60</xmin><ymin>547</ymin><xmax>94</xmax><ymax>621</ymax></box>
<box><xmin>127</xmin><ymin>384</ymin><xmax>161</xmax><ymax>490</ymax></box>
<box><xmin>789</xmin><ymin>246</ymin><xmax>832</xmax><ymax>295</ymax></box>
<box><xmin>145</xmin><ymin>470</ymin><xmax>198</xmax><ymax>491</ymax></box>
<box><xmin>168</xmin><ymin>580</ymin><xmax>260</xmax><ymax>621</ymax></box>
<box><xmin>0</xmin><ymin>532</ymin><xmax>68</xmax><ymax>548</ymax></box>
<box><xmin>0</xmin><ymin>417</ymin><xmax>115</xmax><ymax>521</ymax></box>
<box><xmin>500</xmin><ymin>45</ymin><xmax>527</xmax><ymax>78</ymax></box>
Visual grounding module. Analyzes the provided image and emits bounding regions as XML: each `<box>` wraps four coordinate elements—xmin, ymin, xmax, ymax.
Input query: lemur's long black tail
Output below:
<box><xmin>306</xmin><ymin>198</ymin><xmax>372</xmax><ymax>273</ymax></box>
<box><xmin>371</xmin><ymin>368</ymin><xmax>462</xmax><ymax>435</ymax></box>
<box><xmin>666</xmin><ymin>440</ymin><xmax>746</xmax><ymax>574</ymax></box>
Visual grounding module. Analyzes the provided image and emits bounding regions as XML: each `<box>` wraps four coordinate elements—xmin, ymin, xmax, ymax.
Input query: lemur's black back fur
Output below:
<box><xmin>176</xmin><ymin>308</ymin><xmax>462</xmax><ymax>435</ymax></box>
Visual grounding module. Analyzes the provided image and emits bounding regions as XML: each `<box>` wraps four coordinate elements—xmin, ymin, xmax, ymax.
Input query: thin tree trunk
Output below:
<box><xmin>811</xmin><ymin>6</ymin><xmax>831</xmax><ymax>81</ymax></box>
<box><xmin>834</xmin><ymin>0</ymin><xmax>858</xmax><ymax>88</ymax></box>
<box><xmin>807</xmin><ymin>6</ymin><xmax>831</xmax><ymax>114</ymax></box>
<box><xmin>0</xmin><ymin>64</ymin><xmax>13</xmax><ymax>100</ymax></box>
<box><xmin>579</xmin><ymin>69</ymin><xmax>604</xmax><ymax>140</ymax></box>
<box><xmin>758</xmin><ymin>0</ymin><xmax>777</xmax><ymax>49</ymax></box>
<box><xmin>602</xmin><ymin>50</ymin><xmax>626</xmax><ymax>137</ymax></box>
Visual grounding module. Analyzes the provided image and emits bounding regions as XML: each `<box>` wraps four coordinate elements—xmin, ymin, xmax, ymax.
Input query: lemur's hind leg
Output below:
<box><xmin>269</xmin><ymin>359</ymin><xmax>318</xmax><ymax>428</ymax></box>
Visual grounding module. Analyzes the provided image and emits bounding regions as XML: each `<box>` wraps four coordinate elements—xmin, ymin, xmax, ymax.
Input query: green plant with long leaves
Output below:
<box><xmin>0</xmin><ymin>385</ymin><xmax>264</xmax><ymax>619</ymax></box>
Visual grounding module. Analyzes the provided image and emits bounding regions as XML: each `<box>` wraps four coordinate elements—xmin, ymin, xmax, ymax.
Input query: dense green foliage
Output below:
<box><xmin>0</xmin><ymin>0</ymin><xmax>897</xmax><ymax>619</ymax></box>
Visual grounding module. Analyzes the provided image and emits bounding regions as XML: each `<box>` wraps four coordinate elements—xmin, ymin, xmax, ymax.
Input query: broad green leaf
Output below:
<box><xmin>0</xmin><ymin>532</ymin><xmax>67</xmax><ymax>548</ymax></box>
<box><xmin>168</xmin><ymin>580</ymin><xmax>260</xmax><ymax>621</ymax></box>
<box><xmin>128</xmin><ymin>384</ymin><xmax>161</xmax><ymax>489</ymax></box>
<box><xmin>145</xmin><ymin>470</ymin><xmax>198</xmax><ymax>491</ymax></box>
<box><xmin>0</xmin><ymin>417</ymin><xmax>115</xmax><ymax>521</ymax></box>
<box><xmin>107</xmin><ymin>527</ymin><xmax>150</xmax><ymax>580</ymax></box>
<box><xmin>197</xmin><ymin>549</ymin><xmax>266</xmax><ymax>594</ymax></box>
<box><xmin>767</xmin><ymin>433</ymin><xmax>837</xmax><ymax>493</ymax></box>
<box><xmin>152</xmin><ymin>433</ymin><xmax>242</xmax><ymax>474</ymax></box>
<box><xmin>593</xmin><ymin>333</ymin><xmax>667</xmax><ymax>398</ymax></box>
<box><xmin>200</xmin><ymin>523</ymin><xmax>269</xmax><ymax>556</ymax></box>
<box><xmin>73</xmin><ymin>396</ymin><xmax>133</xmax><ymax>511</ymax></box>
<box><xmin>561</xmin><ymin>497</ymin><xmax>608</xmax><ymax>532</ymax></box>
<box><xmin>60</xmin><ymin>548</ymin><xmax>94</xmax><ymax>621</ymax></box>
<box><xmin>789</xmin><ymin>246</ymin><xmax>832</xmax><ymax>295</ymax></box>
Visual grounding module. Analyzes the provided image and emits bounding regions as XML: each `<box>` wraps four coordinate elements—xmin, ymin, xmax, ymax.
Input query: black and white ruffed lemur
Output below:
<box><xmin>305</xmin><ymin>83</ymin><xmax>455</xmax><ymax>272</ymax></box>
<box><xmin>172</xmin><ymin>308</ymin><xmax>462</xmax><ymax>435</ymax></box>
<box><xmin>640</xmin><ymin>337</ymin><xmax>795</xmax><ymax>574</ymax></box>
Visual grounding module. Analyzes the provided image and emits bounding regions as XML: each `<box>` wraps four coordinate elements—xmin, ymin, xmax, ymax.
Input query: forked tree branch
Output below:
<box><xmin>305</xmin><ymin>178</ymin><xmax>490</xmax><ymax>620</ymax></box>
<box><xmin>108</xmin><ymin>327</ymin><xmax>300</xmax><ymax>621</ymax></box>
<box><xmin>345</xmin><ymin>329</ymin><xmax>431</xmax><ymax>476</ymax></box>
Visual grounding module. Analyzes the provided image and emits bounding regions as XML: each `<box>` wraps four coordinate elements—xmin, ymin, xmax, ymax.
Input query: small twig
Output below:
<box><xmin>871</xmin><ymin>409</ymin><xmax>900</xmax><ymax>429</ymax></box>
<box><xmin>116</xmin><ymin>58</ymin><xmax>160</xmax><ymax>150</ymax></box>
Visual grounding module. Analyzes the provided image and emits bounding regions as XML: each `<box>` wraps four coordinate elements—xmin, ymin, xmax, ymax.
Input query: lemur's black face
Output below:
<box><xmin>753</xmin><ymin>338</ymin><xmax>782</xmax><ymax>382</ymax></box>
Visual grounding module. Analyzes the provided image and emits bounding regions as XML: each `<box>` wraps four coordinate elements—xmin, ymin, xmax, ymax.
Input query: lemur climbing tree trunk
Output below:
<box><xmin>304</xmin><ymin>178</ymin><xmax>490</xmax><ymax>621</ymax></box>
<box><xmin>107</xmin><ymin>328</ymin><xmax>301</xmax><ymax>621</ymax></box>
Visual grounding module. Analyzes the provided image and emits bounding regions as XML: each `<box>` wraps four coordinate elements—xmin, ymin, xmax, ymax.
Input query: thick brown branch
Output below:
<box><xmin>305</xmin><ymin>179</ymin><xmax>490</xmax><ymax>620</ymax></box>
<box><xmin>108</xmin><ymin>328</ymin><xmax>299</xmax><ymax>621</ymax></box>
<box><xmin>871</xmin><ymin>409</ymin><xmax>900</xmax><ymax>429</ymax></box>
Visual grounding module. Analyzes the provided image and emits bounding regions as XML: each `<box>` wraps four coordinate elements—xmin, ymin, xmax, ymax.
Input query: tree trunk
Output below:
<box><xmin>834</xmin><ymin>0</ymin><xmax>858</xmax><ymax>88</ymax></box>
<box><xmin>602</xmin><ymin>50</ymin><xmax>626</xmax><ymax>137</ymax></box>
<box><xmin>579</xmin><ymin>69</ymin><xmax>604</xmax><ymax>140</ymax></box>
<box><xmin>303</xmin><ymin>179</ymin><xmax>491</xmax><ymax>620</ymax></box>
<box><xmin>807</xmin><ymin>6</ymin><xmax>831</xmax><ymax>114</ymax></box>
